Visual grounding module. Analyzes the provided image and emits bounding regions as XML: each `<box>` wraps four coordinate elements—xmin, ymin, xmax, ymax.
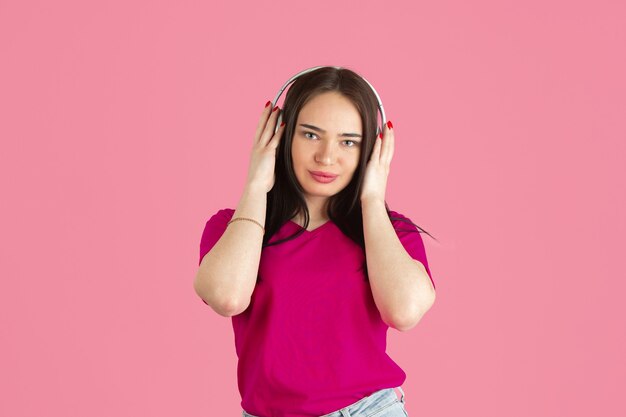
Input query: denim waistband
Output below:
<box><xmin>242</xmin><ymin>386</ymin><xmax>405</xmax><ymax>417</ymax></box>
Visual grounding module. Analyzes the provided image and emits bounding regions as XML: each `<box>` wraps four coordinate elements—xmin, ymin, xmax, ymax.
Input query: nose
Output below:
<box><xmin>315</xmin><ymin>142</ymin><xmax>336</xmax><ymax>165</ymax></box>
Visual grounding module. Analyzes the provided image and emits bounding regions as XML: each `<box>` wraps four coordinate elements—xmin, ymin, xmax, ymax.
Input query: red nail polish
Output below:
<box><xmin>387</xmin><ymin>120</ymin><xmax>393</xmax><ymax>129</ymax></box>
<box><xmin>379</xmin><ymin>133</ymin><xmax>383</xmax><ymax>139</ymax></box>
<box><xmin>273</xmin><ymin>106</ymin><xmax>279</xmax><ymax>112</ymax></box>
<box><xmin>265</xmin><ymin>100</ymin><xmax>271</xmax><ymax>108</ymax></box>
<box><xmin>280</xmin><ymin>121</ymin><xmax>285</xmax><ymax>127</ymax></box>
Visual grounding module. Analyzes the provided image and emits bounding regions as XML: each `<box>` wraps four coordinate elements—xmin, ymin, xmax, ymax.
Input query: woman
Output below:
<box><xmin>195</xmin><ymin>67</ymin><xmax>437</xmax><ymax>417</ymax></box>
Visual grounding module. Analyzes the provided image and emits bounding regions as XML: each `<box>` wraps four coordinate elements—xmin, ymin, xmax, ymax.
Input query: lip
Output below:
<box><xmin>310</xmin><ymin>171</ymin><xmax>337</xmax><ymax>183</ymax></box>
<box><xmin>309</xmin><ymin>170</ymin><xmax>338</xmax><ymax>178</ymax></box>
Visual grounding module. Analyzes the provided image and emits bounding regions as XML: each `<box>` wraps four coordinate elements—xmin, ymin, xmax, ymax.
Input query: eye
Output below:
<box><xmin>303</xmin><ymin>131</ymin><xmax>360</xmax><ymax>148</ymax></box>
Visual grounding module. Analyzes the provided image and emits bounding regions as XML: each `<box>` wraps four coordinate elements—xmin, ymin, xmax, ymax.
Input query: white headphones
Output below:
<box><xmin>271</xmin><ymin>66</ymin><xmax>387</xmax><ymax>137</ymax></box>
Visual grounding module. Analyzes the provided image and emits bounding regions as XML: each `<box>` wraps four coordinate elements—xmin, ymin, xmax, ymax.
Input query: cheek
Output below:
<box><xmin>350</xmin><ymin>155</ymin><xmax>361</xmax><ymax>171</ymax></box>
<box><xmin>291</xmin><ymin>151</ymin><xmax>304</xmax><ymax>174</ymax></box>
<box><xmin>292</xmin><ymin>146</ymin><xmax>308</xmax><ymax>168</ymax></box>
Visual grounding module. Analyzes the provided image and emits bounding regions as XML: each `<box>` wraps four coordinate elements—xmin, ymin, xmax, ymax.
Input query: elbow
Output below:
<box><xmin>390</xmin><ymin>312</ymin><xmax>423</xmax><ymax>332</ymax></box>
<box><xmin>213</xmin><ymin>298</ymin><xmax>243</xmax><ymax>317</ymax></box>
<box><xmin>222</xmin><ymin>298</ymin><xmax>250</xmax><ymax>317</ymax></box>
<box><xmin>198</xmin><ymin>294</ymin><xmax>243</xmax><ymax>317</ymax></box>
<box><xmin>389</xmin><ymin>296</ymin><xmax>436</xmax><ymax>332</ymax></box>
<box><xmin>193</xmin><ymin>278</ymin><xmax>243</xmax><ymax>317</ymax></box>
<box><xmin>389</xmin><ymin>313</ymin><xmax>422</xmax><ymax>332</ymax></box>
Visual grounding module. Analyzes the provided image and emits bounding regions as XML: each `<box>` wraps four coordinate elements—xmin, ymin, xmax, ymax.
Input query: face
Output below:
<box><xmin>291</xmin><ymin>91</ymin><xmax>363</xmax><ymax>213</ymax></box>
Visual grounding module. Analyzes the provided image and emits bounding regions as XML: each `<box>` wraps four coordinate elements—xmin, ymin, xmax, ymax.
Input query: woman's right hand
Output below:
<box><xmin>245</xmin><ymin>101</ymin><xmax>286</xmax><ymax>194</ymax></box>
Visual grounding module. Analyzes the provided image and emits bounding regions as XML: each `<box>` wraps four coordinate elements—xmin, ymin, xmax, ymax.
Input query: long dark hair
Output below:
<box><xmin>262</xmin><ymin>66</ymin><xmax>437</xmax><ymax>250</ymax></box>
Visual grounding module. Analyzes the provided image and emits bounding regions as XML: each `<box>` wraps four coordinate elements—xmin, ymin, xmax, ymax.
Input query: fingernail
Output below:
<box><xmin>379</xmin><ymin>133</ymin><xmax>383</xmax><ymax>139</ymax></box>
<box><xmin>387</xmin><ymin>120</ymin><xmax>393</xmax><ymax>129</ymax></box>
<box><xmin>265</xmin><ymin>100</ymin><xmax>271</xmax><ymax>108</ymax></box>
<box><xmin>280</xmin><ymin>121</ymin><xmax>285</xmax><ymax>127</ymax></box>
<box><xmin>273</xmin><ymin>106</ymin><xmax>279</xmax><ymax>112</ymax></box>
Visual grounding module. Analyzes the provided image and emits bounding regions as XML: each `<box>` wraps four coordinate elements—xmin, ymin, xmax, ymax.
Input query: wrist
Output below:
<box><xmin>243</xmin><ymin>182</ymin><xmax>267</xmax><ymax>197</ymax></box>
<box><xmin>360</xmin><ymin>196</ymin><xmax>385</xmax><ymax>207</ymax></box>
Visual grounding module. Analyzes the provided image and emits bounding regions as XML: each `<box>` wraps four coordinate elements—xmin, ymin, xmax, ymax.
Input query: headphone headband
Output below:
<box><xmin>272</xmin><ymin>66</ymin><xmax>386</xmax><ymax>136</ymax></box>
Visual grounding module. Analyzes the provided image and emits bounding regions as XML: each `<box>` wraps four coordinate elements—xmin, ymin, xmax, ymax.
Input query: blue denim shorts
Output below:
<box><xmin>242</xmin><ymin>386</ymin><xmax>408</xmax><ymax>417</ymax></box>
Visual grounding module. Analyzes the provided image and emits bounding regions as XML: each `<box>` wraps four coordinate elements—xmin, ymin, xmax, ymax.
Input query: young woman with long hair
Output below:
<box><xmin>195</xmin><ymin>66</ymin><xmax>437</xmax><ymax>417</ymax></box>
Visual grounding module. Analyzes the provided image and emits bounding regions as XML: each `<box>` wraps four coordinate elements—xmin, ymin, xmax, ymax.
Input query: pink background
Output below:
<box><xmin>1</xmin><ymin>0</ymin><xmax>624</xmax><ymax>416</ymax></box>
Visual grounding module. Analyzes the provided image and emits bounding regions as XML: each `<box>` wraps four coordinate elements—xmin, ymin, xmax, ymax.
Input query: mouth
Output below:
<box><xmin>309</xmin><ymin>171</ymin><xmax>338</xmax><ymax>183</ymax></box>
<box><xmin>309</xmin><ymin>170</ymin><xmax>338</xmax><ymax>178</ymax></box>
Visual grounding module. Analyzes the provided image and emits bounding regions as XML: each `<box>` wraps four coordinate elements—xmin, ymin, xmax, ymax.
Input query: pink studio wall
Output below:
<box><xmin>1</xmin><ymin>1</ymin><xmax>624</xmax><ymax>416</ymax></box>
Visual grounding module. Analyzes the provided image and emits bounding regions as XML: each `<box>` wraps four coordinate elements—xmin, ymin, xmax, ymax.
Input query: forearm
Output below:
<box><xmin>361</xmin><ymin>198</ymin><xmax>436</xmax><ymax>330</ymax></box>
<box><xmin>194</xmin><ymin>183</ymin><xmax>266</xmax><ymax>316</ymax></box>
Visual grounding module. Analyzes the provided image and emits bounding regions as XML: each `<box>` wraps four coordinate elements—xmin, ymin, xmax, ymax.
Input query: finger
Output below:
<box><xmin>254</xmin><ymin>100</ymin><xmax>273</xmax><ymax>144</ymax></box>
<box><xmin>268</xmin><ymin>121</ymin><xmax>286</xmax><ymax>149</ymax></box>
<box><xmin>260</xmin><ymin>105</ymin><xmax>281</xmax><ymax>145</ymax></box>
<box><xmin>382</xmin><ymin>122</ymin><xmax>394</xmax><ymax>166</ymax></box>
<box><xmin>371</xmin><ymin>132</ymin><xmax>382</xmax><ymax>162</ymax></box>
<box><xmin>388</xmin><ymin>125</ymin><xmax>394</xmax><ymax>164</ymax></box>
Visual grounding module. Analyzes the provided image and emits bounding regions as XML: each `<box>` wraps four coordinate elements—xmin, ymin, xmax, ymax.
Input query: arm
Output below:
<box><xmin>194</xmin><ymin>184</ymin><xmax>266</xmax><ymax>317</ymax></box>
<box><xmin>362</xmin><ymin>198</ymin><xmax>436</xmax><ymax>331</ymax></box>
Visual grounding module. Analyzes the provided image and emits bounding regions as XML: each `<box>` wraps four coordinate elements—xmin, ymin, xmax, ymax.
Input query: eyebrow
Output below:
<box><xmin>299</xmin><ymin>123</ymin><xmax>362</xmax><ymax>138</ymax></box>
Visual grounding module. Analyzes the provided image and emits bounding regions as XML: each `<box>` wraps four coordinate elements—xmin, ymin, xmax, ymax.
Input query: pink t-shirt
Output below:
<box><xmin>198</xmin><ymin>208</ymin><xmax>435</xmax><ymax>417</ymax></box>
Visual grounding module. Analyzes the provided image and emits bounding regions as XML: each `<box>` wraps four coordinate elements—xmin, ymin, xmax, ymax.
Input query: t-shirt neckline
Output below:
<box><xmin>287</xmin><ymin>219</ymin><xmax>333</xmax><ymax>234</ymax></box>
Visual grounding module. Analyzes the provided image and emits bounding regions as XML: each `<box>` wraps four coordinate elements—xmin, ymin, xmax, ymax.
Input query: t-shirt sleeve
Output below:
<box><xmin>198</xmin><ymin>208</ymin><xmax>235</xmax><ymax>267</ymax></box>
<box><xmin>389</xmin><ymin>210</ymin><xmax>436</xmax><ymax>291</ymax></box>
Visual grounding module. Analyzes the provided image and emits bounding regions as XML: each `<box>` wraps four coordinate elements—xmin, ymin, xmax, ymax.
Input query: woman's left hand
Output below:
<box><xmin>360</xmin><ymin>121</ymin><xmax>394</xmax><ymax>202</ymax></box>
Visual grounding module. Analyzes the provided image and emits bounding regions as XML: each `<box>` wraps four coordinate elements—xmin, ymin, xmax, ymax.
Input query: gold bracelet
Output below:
<box><xmin>227</xmin><ymin>217</ymin><xmax>265</xmax><ymax>234</ymax></box>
